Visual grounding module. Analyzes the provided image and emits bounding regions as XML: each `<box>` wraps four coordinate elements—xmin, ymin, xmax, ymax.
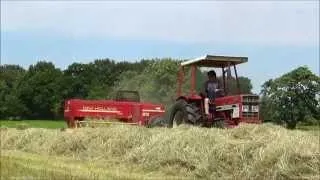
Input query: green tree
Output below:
<box><xmin>63</xmin><ymin>62</ymin><xmax>93</xmax><ymax>99</ymax></box>
<box><xmin>0</xmin><ymin>65</ymin><xmax>27</xmax><ymax>119</ymax></box>
<box><xmin>260</xmin><ymin>66</ymin><xmax>320</xmax><ymax>129</ymax></box>
<box><xmin>63</xmin><ymin>59</ymin><xmax>152</xmax><ymax>100</ymax></box>
<box><xmin>17</xmin><ymin>61</ymin><xmax>64</xmax><ymax>119</ymax></box>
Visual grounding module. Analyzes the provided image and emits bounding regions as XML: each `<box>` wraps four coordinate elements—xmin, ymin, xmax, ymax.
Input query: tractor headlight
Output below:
<box><xmin>252</xmin><ymin>105</ymin><xmax>259</xmax><ymax>112</ymax></box>
<box><xmin>242</xmin><ymin>105</ymin><xmax>249</xmax><ymax>112</ymax></box>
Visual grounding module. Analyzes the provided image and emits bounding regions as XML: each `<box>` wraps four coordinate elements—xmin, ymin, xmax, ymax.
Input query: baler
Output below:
<box><xmin>64</xmin><ymin>90</ymin><xmax>165</xmax><ymax>128</ymax></box>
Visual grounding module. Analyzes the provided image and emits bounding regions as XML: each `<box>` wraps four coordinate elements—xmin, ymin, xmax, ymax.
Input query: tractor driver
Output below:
<box><xmin>203</xmin><ymin>70</ymin><xmax>221</xmax><ymax>115</ymax></box>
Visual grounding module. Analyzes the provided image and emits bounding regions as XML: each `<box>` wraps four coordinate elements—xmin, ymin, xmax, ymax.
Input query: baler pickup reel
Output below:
<box><xmin>74</xmin><ymin>119</ymin><xmax>138</xmax><ymax>128</ymax></box>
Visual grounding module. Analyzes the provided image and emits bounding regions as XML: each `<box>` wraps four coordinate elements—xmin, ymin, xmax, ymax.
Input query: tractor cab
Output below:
<box><xmin>168</xmin><ymin>54</ymin><xmax>261</xmax><ymax>128</ymax></box>
<box><xmin>177</xmin><ymin>54</ymin><xmax>247</xmax><ymax>98</ymax></box>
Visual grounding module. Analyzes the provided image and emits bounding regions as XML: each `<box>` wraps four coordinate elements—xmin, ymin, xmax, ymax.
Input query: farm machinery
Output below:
<box><xmin>64</xmin><ymin>90</ymin><xmax>166</xmax><ymax>128</ymax></box>
<box><xmin>166</xmin><ymin>54</ymin><xmax>261</xmax><ymax>128</ymax></box>
<box><xmin>64</xmin><ymin>54</ymin><xmax>261</xmax><ymax>128</ymax></box>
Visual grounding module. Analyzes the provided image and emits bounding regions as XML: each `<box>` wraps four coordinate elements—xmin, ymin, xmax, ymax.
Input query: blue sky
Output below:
<box><xmin>1</xmin><ymin>1</ymin><xmax>319</xmax><ymax>94</ymax></box>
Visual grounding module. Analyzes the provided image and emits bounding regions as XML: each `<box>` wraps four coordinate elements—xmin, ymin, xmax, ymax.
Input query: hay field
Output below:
<box><xmin>1</xmin><ymin>123</ymin><xmax>319</xmax><ymax>180</ymax></box>
<box><xmin>0</xmin><ymin>120</ymin><xmax>66</xmax><ymax>129</ymax></box>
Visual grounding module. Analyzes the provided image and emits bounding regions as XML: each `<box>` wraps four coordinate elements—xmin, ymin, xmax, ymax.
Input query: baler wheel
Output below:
<box><xmin>147</xmin><ymin>116</ymin><xmax>165</xmax><ymax>128</ymax></box>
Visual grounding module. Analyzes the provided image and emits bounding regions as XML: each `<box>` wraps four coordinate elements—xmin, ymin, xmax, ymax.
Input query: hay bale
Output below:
<box><xmin>0</xmin><ymin>124</ymin><xmax>319</xmax><ymax>179</ymax></box>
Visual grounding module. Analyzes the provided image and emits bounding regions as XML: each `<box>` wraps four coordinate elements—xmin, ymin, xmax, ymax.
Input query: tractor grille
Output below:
<box><xmin>242</xmin><ymin>95</ymin><xmax>259</xmax><ymax>103</ymax></box>
<box><xmin>242</xmin><ymin>95</ymin><xmax>259</xmax><ymax>119</ymax></box>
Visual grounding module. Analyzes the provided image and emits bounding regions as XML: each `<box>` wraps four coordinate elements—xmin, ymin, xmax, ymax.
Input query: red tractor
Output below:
<box><xmin>64</xmin><ymin>90</ymin><xmax>166</xmax><ymax>128</ymax></box>
<box><xmin>166</xmin><ymin>54</ymin><xmax>262</xmax><ymax>128</ymax></box>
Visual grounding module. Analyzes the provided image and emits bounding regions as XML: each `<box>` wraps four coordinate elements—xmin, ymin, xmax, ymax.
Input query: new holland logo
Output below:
<box><xmin>79</xmin><ymin>106</ymin><xmax>121</xmax><ymax>113</ymax></box>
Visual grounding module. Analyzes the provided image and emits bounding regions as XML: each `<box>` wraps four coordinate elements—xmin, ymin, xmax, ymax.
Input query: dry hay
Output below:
<box><xmin>1</xmin><ymin>123</ymin><xmax>319</xmax><ymax>179</ymax></box>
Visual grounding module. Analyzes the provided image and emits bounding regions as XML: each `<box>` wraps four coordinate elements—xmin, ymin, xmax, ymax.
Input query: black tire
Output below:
<box><xmin>167</xmin><ymin>99</ymin><xmax>201</xmax><ymax>128</ymax></box>
<box><xmin>185</xmin><ymin>103</ymin><xmax>201</xmax><ymax>124</ymax></box>
<box><xmin>147</xmin><ymin>116</ymin><xmax>165</xmax><ymax>128</ymax></box>
<box><xmin>212</xmin><ymin>118</ymin><xmax>225</xmax><ymax>129</ymax></box>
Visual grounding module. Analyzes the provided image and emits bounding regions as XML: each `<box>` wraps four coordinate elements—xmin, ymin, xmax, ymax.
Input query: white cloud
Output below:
<box><xmin>1</xmin><ymin>1</ymin><xmax>319</xmax><ymax>45</ymax></box>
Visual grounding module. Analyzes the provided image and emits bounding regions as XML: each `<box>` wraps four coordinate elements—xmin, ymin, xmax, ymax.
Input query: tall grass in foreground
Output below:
<box><xmin>1</xmin><ymin>123</ymin><xmax>319</xmax><ymax>180</ymax></box>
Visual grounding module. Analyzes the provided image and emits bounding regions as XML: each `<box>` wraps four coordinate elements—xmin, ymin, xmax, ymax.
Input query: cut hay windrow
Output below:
<box><xmin>1</xmin><ymin>123</ymin><xmax>319</xmax><ymax>179</ymax></box>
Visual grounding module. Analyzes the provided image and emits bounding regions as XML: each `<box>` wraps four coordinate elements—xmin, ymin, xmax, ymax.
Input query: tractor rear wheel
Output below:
<box><xmin>167</xmin><ymin>99</ymin><xmax>201</xmax><ymax>128</ymax></box>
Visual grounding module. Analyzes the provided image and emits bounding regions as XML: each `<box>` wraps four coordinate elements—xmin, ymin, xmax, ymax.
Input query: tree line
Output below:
<box><xmin>1</xmin><ymin>58</ymin><xmax>319</xmax><ymax>128</ymax></box>
<box><xmin>0</xmin><ymin>59</ymin><xmax>152</xmax><ymax>120</ymax></box>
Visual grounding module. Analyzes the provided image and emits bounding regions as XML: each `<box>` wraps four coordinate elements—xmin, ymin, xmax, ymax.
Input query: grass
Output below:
<box><xmin>1</xmin><ymin>123</ymin><xmax>319</xmax><ymax>180</ymax></box>
<box><xmin>297</xmin><ymin>125</ymin><xmax>320</xmax><ymax>131</ymax></box>
<box><xmin>1</xmin><ymin>150</ymin><xmax>178</xmax><ymax>180</ymax></box>
<box><xmin>1</xmin><ymin>119</ymin><xmax>318</xmax><ymax>131</ymax></box>
<box><xmin>0</xmin><ymin>120</ymin><xmax>66</xmax><ymax>129</ymax></box>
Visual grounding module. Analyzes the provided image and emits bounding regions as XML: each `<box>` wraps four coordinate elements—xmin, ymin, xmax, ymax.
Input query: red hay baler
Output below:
<box><xmin>64</xmin><ymin>90</ymin><xmax>165</xmax><ymax>128</ymax></box>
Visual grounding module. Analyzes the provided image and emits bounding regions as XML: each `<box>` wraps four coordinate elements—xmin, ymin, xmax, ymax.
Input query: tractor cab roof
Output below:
<box><xmin>181</xmin><ymin>54</ymin><xmax>248</xmax><ymax>68</ymax></box>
